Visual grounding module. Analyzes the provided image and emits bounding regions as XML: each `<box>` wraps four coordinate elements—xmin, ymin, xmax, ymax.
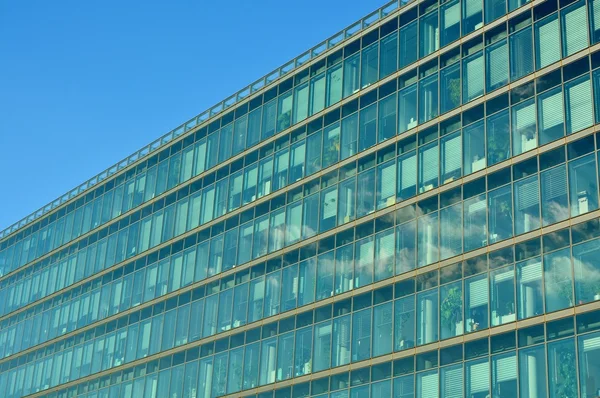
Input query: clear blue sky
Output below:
<box><xmin>0</xmin><ymin>0</ymin><xmax>378</xmax><ymax>231</ymax></box>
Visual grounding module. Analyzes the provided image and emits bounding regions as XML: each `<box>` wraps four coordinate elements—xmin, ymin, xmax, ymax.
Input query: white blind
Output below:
<box><xmin>540</xmin><ymin>90</ymin><xmax>564</xmax><ymax>130</ymax></box>
<box><xmin>442</xmin><ymin>366</ymin><xmax>463</xmax><ymax>398</ymax></box>
<box><xmin>469</xmin><ymin>277</ymin><xmax>488</xmax><ymax>308</ymax></box>
<box><xmin>515</xmin><ymin>102</ymin><xmax>536</xmax><ymax>131</ymax></box>
<box><xmin>420</xmin><ymin>145</ymin><xmax>439</xmax><ymax>184</ymax></box>
<box><xmin>468</xmin><ymin>361</ymin><xmax>489</xmax><ymax>393</ymax></box>
<box><xmin>494</xmin><ymin>268</ymin><xmax>513</xmax><ymax>283</ymax></box>
<box><xmin>419</xmin><ymin>373</ymin><xmax>439</xmax><ymax>398</ymax></box>
<box><xmin>444</xmin><ymin>1</ymin><xmax>460</xmax><ymax>27</ymax></box>
<box><xmin>495</xmin><ymin>355</ymin><xmax>517</xmax><ymax>382</ymax></box>
<box><xmin>466</xmin><ymin>55</ymin><xmax>484</xmax><ymax>100</ymax></box>
<box><xmin>465</xmin><ymin>0</ymin><xmax>483</xmax><ymax>17</ymax></box>
<box><xmin>488</xmin><ymin>41</ymin><xmax>508</xmax><ymax>88</ymax></box>
<box><xmin>516</xmin><ymin>178</ymin><xmax>539</xmax><ymax>211</ymax></box>
<box><xmin>401</xmin><ymin>154</ymin><xmax>417</xmax><ymax>189</ymax></box>
<box><xmin>443</xmin><ymin>134</ymin><xmax>462</xmax><ymax>174</ymax></box>
<box><xmin>468</xmin><ymin>198</ymin><xmax>486</xmax><ymax>215</ymax></box>
<box><xmin>519</xmin><ymin>260</ymin><xmax>542</xmax><ymax>283</ymax></box>
<box><xmin>542</xmin><ymin>166</ymin><xmax>567</xmax><ymax>201</ymax></box>
<box><xmin>567</xmin><ymin>78</ymin><xmax>593</xmax><ymax>133</ymax></box>
<box><xmin>563</xmin><ymin>4</ymin><xmax>589</xmax><ymax>56</ymax></box>
<box><xmin>380</xmin><ymin>163</ymin><xmax>396</xmax><ymax>200</ymax></box>
<box><xmin>536</xmin><ymin>17</ymin><xmax>560</xmax><ymax>68</ymax></box>
<box><xmin>583</xmin><ymin>335</ymin><xmax>600</xmax><ymax>351</ymax></box>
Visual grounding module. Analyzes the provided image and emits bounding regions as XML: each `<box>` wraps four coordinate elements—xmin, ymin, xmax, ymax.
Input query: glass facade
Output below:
<box><xmin>3</xmin><ymin>0</ymin><xmax>600</xmax><ymax>396</ymax></box>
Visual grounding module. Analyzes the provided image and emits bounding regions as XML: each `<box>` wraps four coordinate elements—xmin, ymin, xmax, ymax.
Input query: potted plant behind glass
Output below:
<box><xmin>441</xmin><ymin>287</ymin><xmax>463</xmax><ymax>336</ymax></box>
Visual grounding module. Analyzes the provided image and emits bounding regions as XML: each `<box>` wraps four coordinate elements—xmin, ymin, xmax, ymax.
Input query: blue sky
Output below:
<box><xmin>0</xmin><ymin>0</ymin><xmax>378</xmax><ymax>231</ymax></box>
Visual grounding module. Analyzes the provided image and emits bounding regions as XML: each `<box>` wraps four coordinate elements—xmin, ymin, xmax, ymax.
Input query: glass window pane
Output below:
<box><xmin>491</xmin><ymin>265</ymin><xmax>516</xmax><ymax>326</ymax></box>
<box><xmin>514</xmin><ymin>175</ymin><xmax>540</xmax><ymax>235</ymax></box>
<box><xmin>485</xmin><ymin>0</ymin><xmax>505</xmax><ymax>22</ymax></box>
<box><xmin>540</xmin><ymin>165</ymin><xmax>568</xmax><ymax>226</ymax></box>
<box><xmin>517</xmin><ymin>257</ymin><xmax>544</xmax><ymax>320</ymax></box>
<box><xmin>378</xmin><ymin>93</ymin><xmax>397</xmax><ymax>142</ymax></box>
<box><xmin>309</xmin><ymin>73</ymin><xmax>326</xmax><ymax>116</ymax></box>
<box><xmin>327</xmin><ymin>63</ymin><xmax>343</xmax><ymax>107</ymax></box>
<box><xmin>510</xmin><ymin>27</ymin><xmax>534</xmax><ymax>81</ymax></box>
<box><xmin>463</xmin><ymin>120</ymin><xmax>485</xmax><ymax>175</ymax></box>
<box><xmin>295</xmin><ymin>326</ymin><xmax>313</xmax><ymax>376</ymax></box>
<box><xmin>440</xmin><ymin>281</ymin><xmax>464</xmax><ymax>339</ymax></box>
<box><xmin>466</xmin><ymin>358</ymin><xmax>489</xmax><ymax>397</ymax></box>
<box><xmin>419</xmin><ymin>73</ymin><xmax>439</xmax><ymax>123</ymax></box>
<box><xmin>486</xmin><ymin>39</ymin><xmax>509</xmax><ymax>92</ymax></box>
<box><xmin>332</xmin><ymin>315</ymin><xmax>351</xmax><ymax>368</ymax></box>
<box><xmin>440</xmin><ymin>63</ymin><xmax>461</xmax><ymax>113</ymax></box>
<box><xmin>465</xmin><ymin>274</ymin><xmax>489</xmax><ymax>332</ymax></box>
<box><xmin>361</xmin><ymin>43</ymin><xmax>379</xmax><ymax>89</ymax></box>
<box><xmin>359</xmin><ymin>103</ymin><xmax>377</xmax><ymax>151</ymax></box>
<box><xmin>512</xmin><ymin>98</ymin><xmax>537</xmax><ymax>156</ymax></box>
<box><xmin>313</xmin><ymin>321</ymin><xmax>332</xmax><ymax>372</ymax></box>
<box><xmin>578</xmin><ymin>331</ymin><xmax>600</xmax><ymax>397</ymax></box>
<box><xmin>417</xmin><ymin>289</ymin><xmax>438</xmax><ymax>345</ymax></box>
<box><xmin>535</xmin><ymin>14</ymin><xmax>561</xmax><ymax>69</ymax></box>
<box><xmin>486</xmin><ymin>109</ymin><xmax>510</xmax><ymax>166</ymax></box>
<box><xmin>418</xmin><ymin>141</ymin><xmax>439</xmax><ymax>193</ymax></box>
<box><xmin>343</xmin><ymin>53</ymin><xmax>360</xmax><ymax>98</ymax></box>
<box><xmin>519</xmin><ymin>345</ymin><xmax>547</xmax><ymax>398</ymax></box>
<box><xmin>417</xmin><ymin>369</ymin><xmax>439</xmax><ymax>398</ymax></box>
<box><xmin>400</xmin><ymin>21</ymin><xmax>418</xmax><ymax>68</ymax></box>
<box><xmin>352</xmin><ymin>308</ymin><xmax>372</xmax><ymax>362</ymax></box>
<box><xmin>335</xmin><ymin>243</ymin><xmax>354</xmax><ymax>294</ymax></box>
<box><xmin>561</xmin><ymin>1</ymin><xmax>589</xmax><ymax>57</ymax></box>
<box><xmin>341</xmin><ymin>113</ymin><xmax>359</xmax><ymax>160</ymax></box>
<box><xmin>380</xmin><ymin>32</ymin><xmax>398</xmax><ymax>78</ymax></box>
<box><xmin>565</xmin><ymin>74</ymin><xmax>593</xmax><ymax>134</ymax></box>
<box><xmin>492</xmin><ymin>351</ymin><xmax>517</xmax><ymax>396</ymax></box>
<box><xmin>420</xmin><ymin>11</ymin><xmax>439</xmax><ymax>57</ymax></box>
<box><xmin>440</xmin><ymin>202</ymin><xmax>462</xmax><ymax>260</ymax></box>
<box><xmin>441</xmin><ymin>0</ymin><xmax>461</xmax><ymax>46</ymax></box>
<box><xmin>418</xmin><ymin>211</ymin><xmax>439</xmax><ymax>267</ymax></box>
<box><xmin>398</xmin><ymin>81</ymin><xmax>418</xmax><ymax>135</ymax></box>
<box><xmin>463</xmin><ymin>51</ymin><xmax>484</xmax><ymax>102</ymax></box>
<box><xmin>463</xmin><ymin>0</ymin><xmax>483</xmax><ymax>34</ymax></box>
<box><xmin>277</xmin><ymin>90</ymin><xmax>292</xmax><ymax>132</ymax></box>
<box><xmin>395</xmin><ymin>295</ymin><xmax>416</xmax><ymax>351</ymax></box>
<box><xmin>293</xmin><ymin>83</ymin><xmax>309</xmax><ymax>124</ymax></box>
<box><xmin>569</xmin><ymin>153</ymin><xmax>598</xmax><ymax>217</ymax></box>
<box><xmin>544</xmin><ymin>248</ymin><xmax>573</xmax><ymax>313</ymax></box>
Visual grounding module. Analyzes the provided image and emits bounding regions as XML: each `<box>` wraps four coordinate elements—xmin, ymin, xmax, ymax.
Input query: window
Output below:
<box><xmin>535</xmin><ymin>14</ymin><xmax>560</xmax><ymax>69</ymax></box>
<box><xmin>565</xmin><ymin>75</ymin><xmax>593</xmax><ymax>134</ymax></box>
<box><xmin>510</xmin><ymin>27</ymin><xmax>534</xmax><ymax>81</ymax></box>
<box><xmin>486</xmin><ymin>39</ymin><xmax>509</xmax><ymax>92</ymax></box>
<box><xmin>463</xmin><ymin>51</ymin><xmax>484</xmax><ymax>102</ymax></box>
<box><xmin>420</xmin><ymin>11</ymin><xmax>440</xmax><ymax>57</ymax></box>
<box><xmin>561</xmin><ymin>1</ymin><xmax>589</xmax><ymax>57</ymax></box>
<box><xmin>441</xmin><ymin>0</ymin><xmax>461</xmax><ymax>46</ymax></box>
<box><xmin>517</xmin><ymin>257</ymin><xmax>544</xmax><ymax>319</ymax></box>
<box><xmin>463</xmin><ymin>0</ymin><xmax>483</xmax><ymax>34</ymax></box>
<box><xmin>568</xmin><ymin>153</ymin><xmax>598</xmax><ymax>217</ymax></box>
<box><xmin>491</xmin><ymin>265</ymin><xmax>516</xmax><ymax>326</ymax></box>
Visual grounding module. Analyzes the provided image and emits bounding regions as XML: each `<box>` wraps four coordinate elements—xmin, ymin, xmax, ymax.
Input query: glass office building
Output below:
<box><xmin>3</xmin><ymin>0</ymin><xmax>600</xmax><ymax>396</ymax></box>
